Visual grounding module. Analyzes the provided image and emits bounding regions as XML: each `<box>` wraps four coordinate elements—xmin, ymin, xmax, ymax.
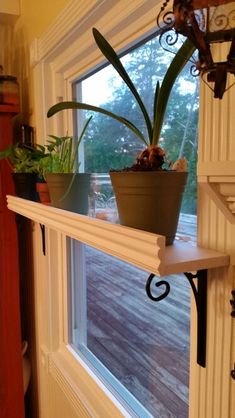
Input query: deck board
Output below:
<box><xmin>85</xmin><ymin>214</ymin><xmax>195</xmax><ymax>418</ymax></box>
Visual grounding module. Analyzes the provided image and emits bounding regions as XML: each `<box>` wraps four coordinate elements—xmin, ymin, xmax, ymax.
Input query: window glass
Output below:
<box><xmin>74</xmin><ymin>33</ymin><xmax>199</xmax><ymax>217</ymax></box>
<box><xmin>70</xmin><ymin>243</ymin><xmax>191</xmax><ymax>418</ymax></box>
<box><xmin>70</xmin><ymin>33</ymin><xmax>198</xmax><ymax>417</ymax></box>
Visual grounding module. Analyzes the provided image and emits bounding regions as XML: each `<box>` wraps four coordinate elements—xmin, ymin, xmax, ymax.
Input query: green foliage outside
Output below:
<box><xmin>80</xmin><ymin>35</ymin><xmax>199</xmax><ymax>214</ymax></box>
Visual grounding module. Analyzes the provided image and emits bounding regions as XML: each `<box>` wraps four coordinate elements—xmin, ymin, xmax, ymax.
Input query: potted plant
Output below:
<box><xmin>47</xmin><ymin>29</ymin><xmax>195</xmax><ymax>244</ymax></box>
<box><xmin>40</xmin><ymin>117</ymin><xmax>92</xmax><ymax>214</ymax></box>
<box><xmin>0</xmin><ymin>143</ymin><xmax>46</xmax><ymax>201</ymax></box>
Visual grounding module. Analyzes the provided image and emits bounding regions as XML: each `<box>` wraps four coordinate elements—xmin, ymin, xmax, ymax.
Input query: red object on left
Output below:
<box><xmin>0</xmin><ymin>104</ymin><xmax>25</xmax><ymax>418</ymax></box>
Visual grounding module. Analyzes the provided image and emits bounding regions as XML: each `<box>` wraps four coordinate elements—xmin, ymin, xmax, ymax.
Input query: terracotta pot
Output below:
<box><xmin>36</xmin><ymin>182</ymin><xmax>51</xmax><ymax>205</ymax></box>
<box><xmin>110</xmin><ymin>171</ymin><xmax>188</xmax><ymax>245</ymax></box>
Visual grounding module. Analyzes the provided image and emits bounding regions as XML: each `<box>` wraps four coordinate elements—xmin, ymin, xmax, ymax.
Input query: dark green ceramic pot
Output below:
<box><xmin>12</xmin><ymin>172</ymin><xmax>38</xmax><ymax>201</ymax></box>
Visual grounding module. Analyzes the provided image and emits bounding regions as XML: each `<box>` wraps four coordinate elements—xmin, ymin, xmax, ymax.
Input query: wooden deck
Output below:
<box><xmin>85</xmin><ymin>214</ymin><xmax>196</xmax><ymax>417</ymax></box>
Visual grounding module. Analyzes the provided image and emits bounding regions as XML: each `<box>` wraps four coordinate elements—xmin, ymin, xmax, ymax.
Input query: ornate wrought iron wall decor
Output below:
<box><xmin>157</xmin><ymin>0</ymin><xmax>235</xmax><ymax>99</ymax></box>
<box><xmin>146</xmin><ymin>269</ymin><xmax>207</xmax><ymax>367</ymax></box>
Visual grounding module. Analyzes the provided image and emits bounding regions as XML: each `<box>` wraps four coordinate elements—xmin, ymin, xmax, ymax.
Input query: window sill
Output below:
<box><xmin>7</xmin><ymin>195</ymin><xmax>230</xmax><ymax>276</ymax></box>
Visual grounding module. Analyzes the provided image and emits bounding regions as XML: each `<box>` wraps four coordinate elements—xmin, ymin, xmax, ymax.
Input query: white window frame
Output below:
<box><xmin>31</xmin><ymin>1</ymin><xmax>189</xmax><ymax>416</ymax></box>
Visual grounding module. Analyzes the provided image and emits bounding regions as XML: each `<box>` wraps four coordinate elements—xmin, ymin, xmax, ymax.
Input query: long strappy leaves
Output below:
<box><xmin>47</xmin><ymin>101</ymin><xmax>148</xmax><ymax>145</ymax></box>
<box><xmin>47</xmin><ymin>29</ymin><xmax>195</xmax><ymax>148</ymax></box>
<box><xmin>92</xmin><ymin>28</ymin><xmax>153</xmax><ymax>143</ymax></box>
<box><xmin>152</xmin><ymin>39</ymin><xmax>196</xmax><ymax>145</ymax></box>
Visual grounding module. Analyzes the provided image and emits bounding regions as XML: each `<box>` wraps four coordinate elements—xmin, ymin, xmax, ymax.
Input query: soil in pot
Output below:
<box><xmin>110</xmin><ymin>170</ymin><xmax>188</xmax><ymax>245</ymax></box>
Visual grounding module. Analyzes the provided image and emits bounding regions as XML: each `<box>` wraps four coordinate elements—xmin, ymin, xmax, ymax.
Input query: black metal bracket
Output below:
<box><xmin>146</xmin><ymin>269</ymin><xmax>207</xmax><ymax>368</ymax></box>
<box><xmin>184</xmin><ymin>270</ymin><xmax>207</xmax><ymax>368</ymax></box>
<box><xmin>230</xmin><ymin>290</ymin><xmax>235</xmax><ymax>317</ymax></box>
<box><xmin>40</xmin><ymin>224</ymin><xmax>46</xmax><ymax>256</ymax></box>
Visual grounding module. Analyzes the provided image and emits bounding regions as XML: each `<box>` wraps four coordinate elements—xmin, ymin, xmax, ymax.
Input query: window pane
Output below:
<box><xmin>70</xmin><ymin>33</ymin><xmax>198</xmax><ymax>415</ymax></box>
<box><xmin>74</xmin><ymin>33</ymin><xmax>199</xmax><ymax>216</ymax></box>
<box><xmin>70</xmin><ymin>243</ymin><xmax>191</xmax><ymax>418</ymax></box>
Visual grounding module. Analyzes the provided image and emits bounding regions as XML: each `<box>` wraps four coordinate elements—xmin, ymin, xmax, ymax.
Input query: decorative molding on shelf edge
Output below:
<box><xmin>7</xmin><ymin>195</ymin><xmax>230</xmax><ymax>277</ymax></box>
<box><xmin>199</xmin><ymin>175</ymin><xmax>235</xmax><ymax>224</ymax></box>
<box><xmin>7</xmin><ymin>195</ymin><xmax>165</xmax><ymax>276</ymax></box>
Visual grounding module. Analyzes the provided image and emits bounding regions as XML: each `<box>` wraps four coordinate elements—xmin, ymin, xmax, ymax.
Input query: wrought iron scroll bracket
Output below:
<box><xmin>146</xmin><ymin>273</ymin><xmax>170</xmax><ymax>302</ymax></box>
<box><xmin>145</xmin><ymin>269</ymin><xmax>207</xmax><ymax>368</ymax></box>
<box><xmin>40</xmin><ymin>224</ymin><xmax>46</xmax><ymax>256</ymax></box>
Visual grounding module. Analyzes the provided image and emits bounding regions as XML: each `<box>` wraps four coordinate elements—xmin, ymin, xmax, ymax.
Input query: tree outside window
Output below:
<box><xmin>76</xmin><ymin>35</ymin><xmax>199</xmax><ymax>214</ymax></box>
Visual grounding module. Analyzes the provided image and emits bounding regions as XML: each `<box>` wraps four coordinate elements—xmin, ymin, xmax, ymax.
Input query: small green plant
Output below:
<box><xmin>47</xmin><ymin>28</ymin><xmax>195</xmax><ymax>171</ymax></box>
<box><xmin>39</xmin><ymin>116</ymin><xmax>92</xmax><ymax>179</ymax></box>
<box><xmin>0</xmin><ymin>143</ymin><xmax>46</xmax><ymax>174</ymax></box>
<box><xmin>39</xmin><ymin>135</ymin><xmax>80</xmax><ymax>176</ymax></box>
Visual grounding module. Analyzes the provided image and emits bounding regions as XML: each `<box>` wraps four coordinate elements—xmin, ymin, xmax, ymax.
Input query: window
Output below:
<box><xmin>69</xmin><ymin>33</ymin><xmax>198</xmax><ymax>417</ymax></box>
<box><xmin>69</xmin><ymin>241</ymin><xmax>192</xmax><ymax>418</ymax></box>
<box><xmin>74</xmin><ymin>33</ymin><xmax>199</xmax><ymax>218</ymax></box>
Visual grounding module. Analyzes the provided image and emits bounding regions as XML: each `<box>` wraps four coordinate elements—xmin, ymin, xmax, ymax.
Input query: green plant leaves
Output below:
<box><xmin>0</xmin><ymin>143</ymin><xmax>47</xmax><ymax>173</ymax></box>
<box><xmin>40</xmin><ymin>116</ymin><xmax>93</xmax><ymax>177</ymax></box>
<box><xmin>152</xmin><ymin>39</ymin><xmax>196</xmax><ymax>146</ymax></box>
<box><xmin>92</xmin><ymin>28</ymin><xmax>153</xmax><ymax>142</ymax></box>
<box><xmin>47</xmin><ymin>29</ymin><xmax>195</xmax><ymax>149</ymax></box>
<box><xmin>47</xmin><ymin>102</ymin><xmax>148</xmax><ymax>145</ymax></box>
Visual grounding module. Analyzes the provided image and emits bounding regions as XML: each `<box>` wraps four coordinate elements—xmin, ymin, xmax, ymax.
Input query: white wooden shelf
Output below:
<box><xmin>163</xmin><ymin>240</ymin><xmax>229</xmax><ymax>275</ymax></box>
<box><xmin>7</xmin><ymin>196</ymin><xmax>230</xmax><ymax>277</ymax></box>
<box><xmin>7</xmin><ymin>195</ymin><xmax>230</xmax><ymax>368</ymax></box>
